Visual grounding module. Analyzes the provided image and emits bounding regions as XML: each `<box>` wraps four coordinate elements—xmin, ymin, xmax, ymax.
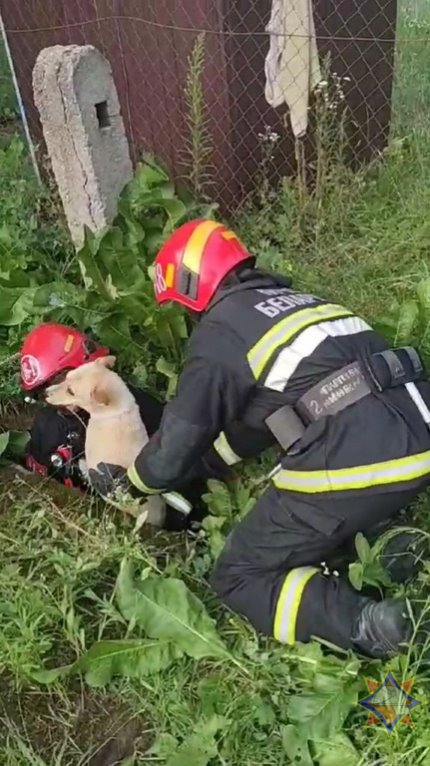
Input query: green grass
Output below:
<box><xmin>0</xmin><ymin>38</ymin><xmax>16</xmax><ymax>126</ymax></box>
<box><xmin>2</xmin><ymin>2</ymin><xmax>430</xmax><ymax>765</ymax></box>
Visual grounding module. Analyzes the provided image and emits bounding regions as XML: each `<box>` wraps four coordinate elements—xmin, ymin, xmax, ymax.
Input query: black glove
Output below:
<box><xmin>88</xmin><ymin>462</ymin><xmax>146</xmax><ymax>499</ymax></box>
<box><xmin>88</xmin><ymin>463</ymin><xmax>200</xmax><ymax>533</ymax></box>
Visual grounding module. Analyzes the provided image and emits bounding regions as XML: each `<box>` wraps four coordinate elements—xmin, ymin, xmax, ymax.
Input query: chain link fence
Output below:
<box><xmin>0</xmin><ymin>0</ymin><xmax>428</xmax><ymax>208</ymax></box>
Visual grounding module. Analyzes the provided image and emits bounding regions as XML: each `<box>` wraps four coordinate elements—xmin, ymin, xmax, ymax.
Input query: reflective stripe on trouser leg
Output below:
<box><xmin>213</xmin><ymin>431</ymin><xmax>241</xmax><ymax>466</ymax></box>
<box><xmin>273</xmin><ymin>566</ymin><xmax>320</xmax><ymax>644</ymax></box>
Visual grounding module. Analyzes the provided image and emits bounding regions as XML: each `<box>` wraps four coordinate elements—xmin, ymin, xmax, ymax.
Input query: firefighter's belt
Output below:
<box><xmin>265</xmin><ymin>346</ymin><xmax>425</xmax><ymax>453</ymax></box>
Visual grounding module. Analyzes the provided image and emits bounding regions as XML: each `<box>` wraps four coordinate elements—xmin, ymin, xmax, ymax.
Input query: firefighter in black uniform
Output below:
<box><xmin>90</xmin><ymin>219</ymin><xmax>430</xmax><ymax>659</ymax></box>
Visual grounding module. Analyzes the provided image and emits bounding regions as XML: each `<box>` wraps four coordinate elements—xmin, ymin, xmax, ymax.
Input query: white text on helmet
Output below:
<box><xmin>154</xmin><ymin>263</ymin><xmax>167</xmax><ymax>295</ymax></box>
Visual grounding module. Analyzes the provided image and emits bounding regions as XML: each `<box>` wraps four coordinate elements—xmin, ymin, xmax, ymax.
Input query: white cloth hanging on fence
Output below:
<box><xmin>264</xmin><ymin>0</ymin><xmax>321</xmax><ymax>138</ymax></box>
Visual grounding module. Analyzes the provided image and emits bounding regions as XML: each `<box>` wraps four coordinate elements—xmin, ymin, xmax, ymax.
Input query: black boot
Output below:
<box><xmin>351</xmin><ymin>598</ymin><xmax>412</xmax><ymax>659</ymax></box>
<box><xmin>378</xmin><ymin>530</ymin><xmax>428</xmax><ymax>584</ymax></box>
<box><xmin>326</xmin><ymin>524</ymin><xmax>427</xmax><ymax>584</ymax></box>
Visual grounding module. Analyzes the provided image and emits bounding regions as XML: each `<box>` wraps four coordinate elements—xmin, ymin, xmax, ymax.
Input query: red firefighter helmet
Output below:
<box><xmin>153</xmin><ymin>219</ymin><xmax>254</xmax><ymax>312</ymax></box>
<box><xmin>20</xmin><ymin>323</ymin><xmax>109</xmax><ymax>391</ymax></box>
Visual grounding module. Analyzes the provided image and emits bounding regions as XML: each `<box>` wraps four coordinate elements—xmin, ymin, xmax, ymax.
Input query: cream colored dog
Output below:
<box><xmin>45</xmin><ymin>356</ymin><xmax>166</xmax><ymax>526</ymax></box>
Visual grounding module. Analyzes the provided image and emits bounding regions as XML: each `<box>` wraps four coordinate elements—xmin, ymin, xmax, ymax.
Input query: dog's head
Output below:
<box><xmin>45</xmin><ymin>356</ymin><xmax>121</xmax><ymax>413</ymax></box>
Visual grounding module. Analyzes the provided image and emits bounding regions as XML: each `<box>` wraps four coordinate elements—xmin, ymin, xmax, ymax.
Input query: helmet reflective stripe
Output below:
<box><xmin>265</xmin><ymin>316</ymin><xmax>371</xmax><ymax>392</ymax></box>
<box><xmin>181</xmin><ymin>220</ymin><xmax>223</xmax><ymax>275</ymax></box>
<box><xmin>273</xmin><ymin>450</ymin><xmax>430</xmax><ymax>494</ymax></box>
<box><xmin>64</xmin><ymin>334</ymin><xmax>75</xmax><ymax>353</ymax></box>
<box><xmin>165</xmin><ymin>263</ymin><xmax>175</xmax><ymax>288</ymax></box>
<box><xmin>274</xmin><ymin>567</ymin><xmax>319</xmax><ymax>644</ymax></box>
<box><xmin>247</xmin><ymin>303</ymin><xmax>353</xmax><ymax>380</ymax></box>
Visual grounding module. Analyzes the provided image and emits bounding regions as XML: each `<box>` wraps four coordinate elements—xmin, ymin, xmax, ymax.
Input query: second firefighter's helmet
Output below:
<box><xmin>153</xmin><ymin>219</ymin><xmax>253</xmax><ymax>311</ymax></box>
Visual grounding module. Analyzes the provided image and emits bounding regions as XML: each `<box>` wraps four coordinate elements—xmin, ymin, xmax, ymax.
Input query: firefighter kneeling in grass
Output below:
<box><xmin>91</xmin><ymin>219</ymin><xmax>430</xmax><ymax>659</ymax></box>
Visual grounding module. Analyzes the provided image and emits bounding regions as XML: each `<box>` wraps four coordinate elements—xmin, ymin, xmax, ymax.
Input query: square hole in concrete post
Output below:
<box><xmin>95</xmin><ymin>100</ymin><xmax>110</xmax><ymax>128</ymax></box>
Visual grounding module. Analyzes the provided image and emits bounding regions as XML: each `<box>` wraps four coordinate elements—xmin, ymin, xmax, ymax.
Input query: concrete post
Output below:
<box><xmin>33</xmin><ymin>45</ymin><xmax>133</xmax><ymax>248</ymax></box>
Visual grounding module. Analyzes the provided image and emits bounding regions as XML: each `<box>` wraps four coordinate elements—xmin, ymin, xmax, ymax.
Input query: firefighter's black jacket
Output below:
<box><xmin>130</xmin><ymin>269</ymin><xmax>353</xmax><ymax>492</ymax></box>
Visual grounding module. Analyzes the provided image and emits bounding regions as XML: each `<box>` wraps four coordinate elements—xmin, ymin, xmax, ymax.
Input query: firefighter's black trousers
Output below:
<box><xmin>210</xmin><ymin>385</ymin><xmax>430</xmax><ymax>649</ymax></box>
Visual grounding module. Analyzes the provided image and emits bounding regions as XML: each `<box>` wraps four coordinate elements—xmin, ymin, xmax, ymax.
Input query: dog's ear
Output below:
<box><xmin>96</xmin><ymin>355</ymin><xmax>116</xmax><ymax>369</ymax></box>
<box><xmin>91</xmin><ymin>385</ymin><xmax>110</xmax><ymax>406</ymax></box>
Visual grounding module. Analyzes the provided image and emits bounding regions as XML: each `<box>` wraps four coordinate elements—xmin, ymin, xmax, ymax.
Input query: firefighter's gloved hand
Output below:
<box><xmin>88</xmin><ymin>462</ymin><xmax>146</xmax><ymax>499</ymax></box>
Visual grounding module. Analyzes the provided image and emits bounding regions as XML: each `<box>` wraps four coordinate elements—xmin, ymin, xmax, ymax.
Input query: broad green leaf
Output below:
<box><xmin>149</xmin><ymin>733</ymin><xmax>178</xmax><ymax>758</ymax></box>
<box><xmin>287</xmin><ymin>681</ymin><xmax>358</xmax><ymax>740</ymax></box>
<box><xmin>166</xmin><ymin>310</ymin><xmax>189</xmax><ymax>341</ymax></box>
<box><xmin>158</xmin><ymin>180</ymin><xmax>176</xmax><ymax>199</ymax></box>
<box><xmin>0</xmin><ymin>266</ymin><xmax>32</xmax><ymax>288</ymax></box>
<box><xmin>348</xmin><ymin>561</ymin><xmax>363</xmax><ymax>591</ymax></box>
<box><xmin>116</xmin><ymin>560</ymin><xmax>230</xmax><ymax>661</ymax></box>
<box><xmin>156</xmin><ymin>356</ymin><xmax>178</xmax><ymax>398</ymax></box>
<box><xmin>202</xmin><ymin>480</ymin><xmax>232</xmax><ymax>518</ymax></box>
<box><xmin>166</xmin><ymin>716</ymin><xmax>226</xmax><ymax>766</ymax></box>
<box><xmin>0</xmin><ymin>285</ymin><xmax>36</xmax><ymax>325</ymax></box>
<box><xmin>252</xmin><ymin>695</ymin><xmax>276</xmax><ymax>726</ymax></box>
<box><xmin>202</xmin><ymin>516</ymin><xmax>226</xmax><ymax>534</ymax></box>
<box><xmin>125</xmin><ymin>217</ymin><xmax>146</xmax><ymax>248</ymax></box>
<box><xmin>373</xmin><ymin>315</ymin><xmax>400</xmax><ymax>343</ymax></box>
<box><xmin>96</xmin><ymin>313</ymin><xmax>132</xmax><ymax>353</ymax></box>
<box><xmin>312</xmin><ymin>733</ymin><xmax>359</xmax><ymax>766</ymax></box>
<box><xmin>417</xmin><ymin>277</ymin><xmax>430</xmax><ymax>318</ymax></box>
<box><xmin>156</xmin><ymin>356</ymin><xmax>177</xmax><ymax>379</ymax></box>
<box><xmin>396</xmin><ymin>299</ymin><xmax>419</xmax><ymax>344</ymax></box>
<box><xmin>31</xmin><ymin>665</ymin><xmax>72</xmax><ymax>684</ymax></box>
<box><xmin>281</xmin><ymin>724</ymin><xmax>313</xmax><ymax>766</ymax></box>
<box><xmin>145</xmin><ymin>231</ymin><xmax>166</xmax><ymax>258</ymax></box>
<box><xmin>80</xmin><ymin>638</ymin><xmax>181</xmax><ymax>686</ymax></box>
<box><xmin>33</xmin><ymin>638</ymin><xmax>180</xmax><ymax>687</ymax></box>
<box><xmin>354</xmin><ymin>532</ymin><xmax>371</xmax><ymax>563</ymax></box>
<box><xmin>5</xmin><ymin>430</ymin><xmax>29</xmax><ymax>458</ymax></box>
<box><xmin>292</xmin><ymin>645</ymin><xmax>360</xmax><ymax>688</ymax></box>
<box><xmin>32</xmin><ymin>281</ymin><xmax>85</xmax><ymax>310</ymax></box>
<box><xmin>155</xmin><ymin>313</ymin><xmax>183</xmax><ymax>356</ymax></box>
<box><xmin>77</xmin><ymin>227</ymin><xmax>112</xmax><ymax>300</ymax></box>
<box><xmin>133</xmin><ymin>155</ymin><xmax>169</xmax><ymax>190</ymax></box>
<box><xmin>359</xmin><ymin>559</ymin><xmax>392</xmax><ymax>590</ymax></box>
<box><xmin>0</xmin><ymin>432</ymin><xmax>10</xmax><ymax>457</ymax></box>
<box><xmin>160</xmin><ymin>197</ymin><xmax>187</xmax><ymax>226</ymax></box>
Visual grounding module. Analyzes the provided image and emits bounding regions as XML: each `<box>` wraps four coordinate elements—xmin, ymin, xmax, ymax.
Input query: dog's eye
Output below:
<box><xmin>67</xmin><ymin>386</ymin><xmax>75</xmax><ymax>396</ymax></box>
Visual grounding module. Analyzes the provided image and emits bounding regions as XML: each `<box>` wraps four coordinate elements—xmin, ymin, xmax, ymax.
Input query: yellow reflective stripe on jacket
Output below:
<box><xmin>127</xmin><ymin>466</ymin><xmax>192</xmax><ymax>514</ymax></box>
<box><xmin>213</xmin><ymin>431</ymin><xmax>242</xmax><ymax>466</ymax></box>
<box><xmin>274</xmin><ymin>566</ymin><xmax>319</xmax><ymax>644</ymax></box>
<box><xmin>127</xmin><ymin>464</ymin><xmax>161</xmax><ymax>495</ymax></box>
<box><xmin>247</xmin><ymin>303</ymin><xmax>353</xmax><ymax>380</ymax></box>
<box><xmin>273</xmin><ymin>450</ymin><xmax>430</xmax><ymax>494</ymax></box>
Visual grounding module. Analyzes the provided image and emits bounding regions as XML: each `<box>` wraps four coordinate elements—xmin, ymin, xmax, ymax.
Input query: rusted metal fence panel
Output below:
<box><xmin>0</xmin><ymin>0</ymin><xmax>398</xmax><ymax>207</ymax></box>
